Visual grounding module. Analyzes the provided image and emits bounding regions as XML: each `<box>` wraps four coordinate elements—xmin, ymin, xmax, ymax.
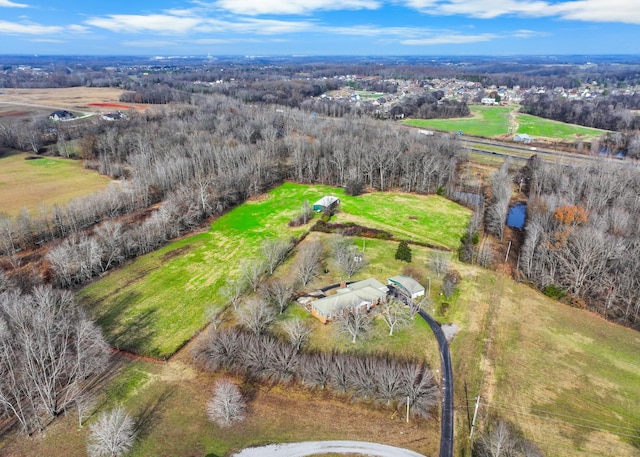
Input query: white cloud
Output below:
<box><xmin>402</xmin><ymin>0</ymin><xmax>640</xmax><ymax>23</ymax></box>
<box><xmin>0</xmin><ymin>20</ymin><xmax>63</xmax><ymax>34</ymax></box>
<box><xmin>402</xmin><ymin>32</ymin><xmax>497</xmax><ymax>45</ymax></box>
<box><xmin>0</xmin><ymin>0</ymin><xmax>28</xmax><ymax>7</ymax></box>
<box><xmin>214</xmin><ymin>0</ymin><xmax>380</xmax><ymax>15</ymax></box>
<box><xmin>86</xmin><ymin>14</ymin><xmax>202</xmax><ymax>33</ymax></box>
<box><xmin>86</xmin><ymin>13</ymin><xmax>314</xmax><ymax>35</ymax></box>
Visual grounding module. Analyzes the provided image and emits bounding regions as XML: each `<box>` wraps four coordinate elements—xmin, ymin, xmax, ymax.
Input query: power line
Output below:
<box><xmin>478</xmin><ymin>402</ymin><xmax>640</xmax><ymax>440</ymax></box>
<box><xmin>472</xmin><ymin>398</ymin><xmax>640</xmax><ymax>434</ymax></box>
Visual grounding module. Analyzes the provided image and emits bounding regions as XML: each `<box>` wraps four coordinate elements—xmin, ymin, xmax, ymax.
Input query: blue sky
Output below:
<box><xmin>0</xmin><ymin>0</ymin><xmax>639</xmax><ymax>55</ymax></box>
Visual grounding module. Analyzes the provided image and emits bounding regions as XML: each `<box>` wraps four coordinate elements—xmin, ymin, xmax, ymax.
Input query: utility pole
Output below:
<box><xmin>406</xmin><ymin>396</ymin><xmax>410</xmax><ymax>423</ymax></box>
<box><xmin>470</xmin><ymin>395</ymin><xmax>481</xmax><ymax>442</ymax></box>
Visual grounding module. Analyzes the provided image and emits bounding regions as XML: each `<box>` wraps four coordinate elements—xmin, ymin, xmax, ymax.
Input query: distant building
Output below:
<box><xmin>101</xmin><ymin>111</ymin><xmax>126</xmax><ymax>121</ymax></box>
<box><xmin>48</xmin><ymin>110</ymin><xmax>75</xmax><ymax>121</ymax></box>
<box><xmin>313</xmin><ymin>196</ymin><xmax>340</xmax><ymax>212</ymax></box>
<box><xmin>481</xmin><ymin>97</ymin><xmax>497</xmax><ymax>105</ymax></box>
<box><xmin>514</xmin><ymin>133</ymin><xmax>534</xmax><ymax>144</ymax></box>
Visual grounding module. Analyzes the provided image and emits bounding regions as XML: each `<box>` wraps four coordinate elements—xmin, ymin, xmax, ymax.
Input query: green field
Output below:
<box><xmin>404</xmin><ymin>105</ymin><xmax>512</xmax><ymax>137</ymax></box>
<box><xmin>516</xmin><ymin>113</ymin><xmax>605</xmax><ymax>140</ymax></box>
<box><xmin>0</xmin><ymin>150</ymin><xmax>111</xmax><ymax>215</ymax></box>
<box><xmin>79</xmin><ymin>182</ymin><xmax>471</xmax><ymax>358</ymax></box>
<box><xmin>404</xmin><ymin>105</ymin><xmax>607</xmax><ymax>141</ymax></box>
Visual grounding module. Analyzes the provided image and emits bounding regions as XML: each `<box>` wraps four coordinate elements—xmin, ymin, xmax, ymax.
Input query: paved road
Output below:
<box><xmin>417</xmin><ymin>310</ymin><xmax>454</xmax><ymax>457</ymax></box>
<box><xmin>232</xmin><ymin>440</ymin><xmax>426</xmax><ymax>457</ymax></box>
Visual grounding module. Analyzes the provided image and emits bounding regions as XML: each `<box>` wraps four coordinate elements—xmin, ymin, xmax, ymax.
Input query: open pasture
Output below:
<box><xmin>405</xmin><ymin>105</ymin><xmax>607</xmax><ymax>141</ymax></box>
<box><xmin>404</xmin><ymin>105</ymin><xmax>512</xmax><ymax>137</ymax></box>
<box><xmin>79</xmin><ymin>182</ymin><xmax>470</xmax><ymax>358</ymax></box>
<box><xmin>0</xmin><ymin>150</ymin><xmax>111</xmax><ymax>215</ymax></box>
<box><xmin>516</xmin><ymin>113</ymin><xmax>606</xmax><ymax>140</ymax></box>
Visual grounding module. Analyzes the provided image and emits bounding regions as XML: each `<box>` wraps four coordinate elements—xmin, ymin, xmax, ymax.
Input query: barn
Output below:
<box><xmin>388</xmin><ymin>275</ymin><xmax>425</xmax><ymax>299</ymax></box>
<box><xmin>312</xmin><ymin>195</ymin><xmax>340</xmax><ymax>212</ymax></box>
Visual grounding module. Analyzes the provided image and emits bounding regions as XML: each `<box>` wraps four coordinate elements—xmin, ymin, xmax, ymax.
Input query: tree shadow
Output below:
<box><xmin>134</xmin><ymin>386</ymin><xmax>176</xmax><ymax>440</ymax></box>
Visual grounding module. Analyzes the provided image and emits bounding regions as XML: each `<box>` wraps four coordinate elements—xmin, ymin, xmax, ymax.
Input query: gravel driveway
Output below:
<box><xmin>231</xmin><ymin>440</ymin><xmax>426</xmax><ymax>457</ymax></box>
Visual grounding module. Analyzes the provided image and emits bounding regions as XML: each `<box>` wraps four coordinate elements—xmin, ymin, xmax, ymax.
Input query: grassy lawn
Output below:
<box><xmin>334</xmin><ymin>193</ymin><xmax>471</xmax><ymax>250</ymax></box>
<box><xmin>0</xmin><ymin>151</ymin><xmax>111</xmax><ymax>215</ymax></box>
<box><xmin>404</xmin><ymin>105</ymin><xmax>607</xmax><ymax>142</ymax></box>
<box><xmin>404</xmin><ymin>105</ymin><xmax>513</xmax><ymax>137</ymax></box>
<box><xmin>516</xmin><ymin>113</ymin><xmax>606</xmax><ymax>140</ymax></box>
<box><xmin>79</xmin><ymin>182</ymin><xmax>470</xmax><ymax>358</ymax></box>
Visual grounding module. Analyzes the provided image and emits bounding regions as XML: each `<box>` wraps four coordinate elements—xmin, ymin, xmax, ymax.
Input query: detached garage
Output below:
<box><xmin>388</xmin><ymin>275</ymin><xmax>425</xmax><ymax>299</ymax></box>
<box><xmin>313</xmin><ymin>195</ymin><xmax>340</xmax><ymax>212</ymax></box>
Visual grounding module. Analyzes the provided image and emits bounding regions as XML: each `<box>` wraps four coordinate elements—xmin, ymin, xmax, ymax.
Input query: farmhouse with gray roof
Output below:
<box><xmin>310</xmin><ymin>278</ymin><xmax>388</xmax><ymax>323</ymax></box>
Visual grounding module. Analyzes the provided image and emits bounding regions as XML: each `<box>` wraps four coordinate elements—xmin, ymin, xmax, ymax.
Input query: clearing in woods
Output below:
<box><xmin>0</xmin><ymin>150</ymin><xmax>111</xmax><ymax>216</ymax></box>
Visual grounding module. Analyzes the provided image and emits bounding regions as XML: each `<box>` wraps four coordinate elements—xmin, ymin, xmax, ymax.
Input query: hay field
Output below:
<box><xmin>0</xmin><ymin>151</ymin><xmax>111</xmax><ymax>216</ymax></box>
<box><xmin>0</xmin><ymin>87</ymin><xmax>146</xmax><ymax>116</ymax></box>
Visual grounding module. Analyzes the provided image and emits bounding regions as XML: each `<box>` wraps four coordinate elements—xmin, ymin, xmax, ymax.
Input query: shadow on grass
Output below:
<box><xmin>95</xmin><ymin>291</ymin><xmax>160</xmax><ymax>356</ymax></box>
<box><xmin>134</xmin><ymin>386</ymin><xmax>176</xmax><ymax>441</ymax></box>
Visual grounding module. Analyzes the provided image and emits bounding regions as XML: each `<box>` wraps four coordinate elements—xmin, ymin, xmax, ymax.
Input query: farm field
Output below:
<box><xmin>78</xmin><ymin>182</ymin><xmax>471</xmax><ymax>358</ymax></box>
<box><xmin>404</xmin><ymin>105</ymin><xmax>607</xmax><ymax>141</ymax></box>
<box><xmin>0</xmin><ymin>87</ymin><xmax>145</xmax><ymax>116</ymax></box>
<box><xmin>0</xmin><ymin>150</ymin><xmax>112</xmax><ymax>215</ymax></box>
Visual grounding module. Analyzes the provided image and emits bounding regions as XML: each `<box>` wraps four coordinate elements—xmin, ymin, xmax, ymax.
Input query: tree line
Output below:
<box><xmin>517</xmin><ymin>155</ymin><xmax>640</xmax><ymax>328</ymax></box>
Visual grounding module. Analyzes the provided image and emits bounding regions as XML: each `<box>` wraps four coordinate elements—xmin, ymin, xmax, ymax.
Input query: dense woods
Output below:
<box><xmin>519</xmin><ymin>155</ymin><xmax>640</xmax><ymax>326</ymax></box>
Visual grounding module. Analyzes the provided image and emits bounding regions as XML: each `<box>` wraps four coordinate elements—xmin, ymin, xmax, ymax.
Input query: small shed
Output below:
<box><xmin>388</xmin><ymin>275</ymin><xmax>425</xmax><ymax>299</ymax></box>
<box><xmin>313</xmin><ymin>195</ymin><xmax>340</xmax><ymax>212</ymax></box>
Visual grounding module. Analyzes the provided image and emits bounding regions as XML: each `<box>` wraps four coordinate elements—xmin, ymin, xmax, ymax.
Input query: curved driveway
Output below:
<box><xmin>232</xmin><ymin>440</ymin><xmax>425</xmax><ymax>457</ymax></box>
<box><xmin>417</xmin><ymin>310</ymin><xmax>454</xmax><ymax>457</ymax></box>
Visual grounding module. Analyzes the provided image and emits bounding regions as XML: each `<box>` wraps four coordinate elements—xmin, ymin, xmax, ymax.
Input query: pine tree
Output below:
<box><xmin>395</xmin><ymin>240</ymin><xmax>412</xmax><ymax>262</ymax></box>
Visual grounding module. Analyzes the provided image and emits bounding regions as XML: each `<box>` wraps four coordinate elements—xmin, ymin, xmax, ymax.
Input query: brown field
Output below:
<box><xmin>0</xmin><ymin>87</ymin><xmax>149</xmax><ymax>118</ymax></box>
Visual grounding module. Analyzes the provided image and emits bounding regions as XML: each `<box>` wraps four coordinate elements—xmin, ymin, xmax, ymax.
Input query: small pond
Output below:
<box><xmin>506</xmin><ymin>203</ymin><xmax>527</xmax><ymax>229</ymax></box>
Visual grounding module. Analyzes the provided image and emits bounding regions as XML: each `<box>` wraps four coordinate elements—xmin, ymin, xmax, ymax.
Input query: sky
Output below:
<box><xmin>0</xmin><ymin>0</ymin><xmax>639</xmax><ymax>56</ymax></box>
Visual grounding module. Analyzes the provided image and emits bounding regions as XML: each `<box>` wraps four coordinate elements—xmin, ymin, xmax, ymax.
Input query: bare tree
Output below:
<box><xmin>378</xmin><ymin>299</ymin><xmax>409</xmax><ymax>336</ymax></box>
<box><xmin>261</xmin><ymin>238</ymin><xmax>291</xmax><ymax>275</ymax></box>
<box><xmin>332</xmin><ymin>237</ymin><xmax>366</xmax><ymax>279</ymax></box>
<box><xmin>442</xmin><ymin>270</ymin><xmax>461</xmax><ymax>299</ymax></box>
<box><xmin>485</xmin><ymin>161</ymin><xmax>512</xmax><ymax>240</ymax></box>
<box><xmin>475</xmin><ymin>419</ymin><xmax>543</xmax><ymax>457</ymax></box>
<box><xmin>429</xmin><ymin>251</ymin><xmax>450</xmax><ymax>278</ymax></box>
<box><xmin>263</xmin><ymin>279</ymin><xmax>293</xmax><ymax>314</ymax></box>
<box><xmin>295</xmin><ymin>240</ymin><xmax>323</xmax><ymax>286</ymax></box>
<box><xmin>336</xmin><ymin>307</ymin><xmax>372</xmax><ymax>343</ymax></box>
<box><xmin>206</xmin><ymin>304</ymin><xmax>229</xmax><ymax>330</ymax></box>
<box><xmin>282</xmin><ymin>318</ymin><xmax>312</xmax><ymax>351</ymax></box>
<box><xmin>221</xmin><ymin>279</ymin><xmax>246</xmax><ymax>311</ymax></box>
<box><xmin>87</xmin><ymin>406</ymin><xmax>136</xmax><ymax>457</ymax></box>
<box><xmin>0</xmin><ymin>286</ymin><xmax>109</xmax><ymax>434</ymax></box>
<box><xmin>240</xmin><ymin>259</ymin><xmax>266</xmax><ymax>292</ymax></box>
<box><xmin>238</xmin><ymin>299</ymin><xmax>275</xmax><ymax>335</ymax></box>
<box><xmin>207</xmin><ymin>379</ymin><xmax>246</xmax><ymax>427</ymax></box>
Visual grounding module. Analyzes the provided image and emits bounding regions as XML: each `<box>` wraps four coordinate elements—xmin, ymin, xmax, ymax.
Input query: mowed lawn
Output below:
<box><xmin>0</xmin><ymin>151</ymin><xmax>111</xmax><ymax>215</ymax></box>
<box><xmin>404</xmin><ymin>105</ymin><xmax>512</xmax><ymax>137</ymax></box>
<box><xmin>404</xmin><ymin>105</ymin><xmax>607</xmax><ymax>141</ymax></box>
<box><xmin>79</xmin><ymin>182</ymin><xmax>471</xmax><ymax>358</ymax></box>
<box><xmin>516</xmin><ymin>113</ymin><xmax>606</xmax><ymax>140</ymax></box>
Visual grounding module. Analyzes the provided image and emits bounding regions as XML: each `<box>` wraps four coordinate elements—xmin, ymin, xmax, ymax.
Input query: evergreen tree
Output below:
<box><xmin>395</xmin><ymin>240</ymin><xmax>412</xmax><ymax>262</ymax></box>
